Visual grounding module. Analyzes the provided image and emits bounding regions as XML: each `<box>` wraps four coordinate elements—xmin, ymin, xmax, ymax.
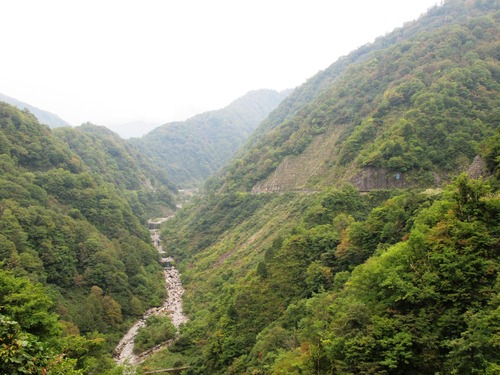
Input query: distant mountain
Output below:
<box><xmin>131</xmin><ymin>89</ymin><xmax>291</xmax><ymax>187</ymax></box>
<box><xmin>104</xmin><ymin>120</ymin><xmax>161</xmax><ymax>139</ymax></box>
<box><xmin>0</xmin><ymin>92</ymin><xmax>70</xmax><ymax>128</ymax></box>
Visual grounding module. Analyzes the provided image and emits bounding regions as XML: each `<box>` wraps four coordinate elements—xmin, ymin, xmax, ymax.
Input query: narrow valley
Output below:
<box><xmin>114</xmin><ymin>218</ymin><xmax>188</xmax><ymax>366</ymax></box>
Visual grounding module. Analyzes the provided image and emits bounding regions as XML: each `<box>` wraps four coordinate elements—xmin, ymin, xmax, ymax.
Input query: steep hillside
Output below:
<box><xmin>55</xmin><ymin>123</ymin><xmax>177</xmax><ymax>218</ymax></box>
<box><xmin>0</xmin><ymin>102</ymin><xmax>168</xmax><ymax>374</ymax></box>
<box><xmin>145</xmin><ymin>1</ymin><xmax>500</xmax><ymax>374</ymax></box>
<box><xmin>0</xmin><ymin>92</ymin><xmax>70</xmax><ymax>128</ymax></box>
<box><xmin>131</xmin><ymin>89</ymin><xmax>290</xmax><ymax>188</ymax></box>
<box><xmin>211</xmin><ymin>0</ymin><xmax>499</xmax><ymax>193</ymax></box>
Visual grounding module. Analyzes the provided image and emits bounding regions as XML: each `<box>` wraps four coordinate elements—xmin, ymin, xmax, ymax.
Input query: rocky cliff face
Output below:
<box><xmin>350</xmin><ymin>168</ymin><xmax>409</xmax><ymax>191</ymax></box>
<box><xmin>466</xmin><ymin>155</ymin><xmax>488</xmax><ymax>180</ymax></box>
<box><xmin>251</xmin><ymin>128</ymin><xmax>342</xmax><ymax>193</ymax></box>
<box><xmin>251</xmin><ymin>133</ymin><xmax>489</xmax><ymax>194</ymax></box>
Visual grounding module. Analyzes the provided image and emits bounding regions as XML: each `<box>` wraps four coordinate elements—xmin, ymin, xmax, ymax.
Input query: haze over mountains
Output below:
<box><xmin>105</xmin><ymin>121</ymin><xmax>161</xmax><ymax>139</ymax></box>
<box><xmin>131</xmin><ymin>89</ymin><xmax>291</xmax><ymax>188</ymax></box>
<box><xmin>0</xmin><ymin>92</ymin><xmax>70</xmax><ymax>128</ymax></box>
<box><xmin>0</xmin><ymin>89</ymin><xmax>290</xmax><ymax>188</ymax></box>
<box><xmin>0</xmin><ymin>0</ymin><xmax>499</xmax><ymax>374</ymax></box>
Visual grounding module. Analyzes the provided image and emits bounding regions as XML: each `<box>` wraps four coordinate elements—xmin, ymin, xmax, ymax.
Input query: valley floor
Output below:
<box><xmin>114</xmin><ymin>221</ymin><xmax>188</xmax><ymax>366</ymax></box>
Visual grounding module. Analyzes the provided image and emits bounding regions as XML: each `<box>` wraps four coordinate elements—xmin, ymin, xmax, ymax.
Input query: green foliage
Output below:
<box><xmin>0</xmin><ymin>270</ymin><xmax>59</xmax><ymax>340</ymax></box>
<box><xmin>250</xmin><ymin>176</ymin><xmax>498</xmax><ymax>374</ymax></box>
<box><xmin>0</xmin><ymin>102</ymin><xmax>170</xmax><ymax>371</ymax></box>
<box><xmin>319</xmin><ymin>176</ymin><xmax>499</xmax><ymax>374</ymax></box>
<box><xmin>0</xmin><ymin>271</ymin><xmax>84</xmax><ymax>374</ymax></box>
<box><xmin>335</xmin><ymin>190</ymin><xmax>433</xmax><ymax>270</ymax></box>
<box><xmin>163</xmin><ymin>191</ymin><xmax>274</xmax><ymax>257</ymax></box>
<box><xmin>54</xmin><ymin>124</ymin><xmax>177</xmax><ymax>219</ymax></box>
<box><xmin>483</xmin><ymin>128</ymin><xmax>500</xmax><ymax>179</ymax></box>
<box><xmin>0</xmin><ymin>103</ymin><xmax>80</xmax><ymax>172</ymax></box>
<box><xmin>0</xmin><ymin>314</ymin><xmax>56</xmax><ymax>375</ymax></box>
<box><xmin>33</xmin><ymin>167</ymin><xmax>154</xmax><ymax>241</ymax></box>
<box><xmin>158</xmin><ymin>172</ymin><xmax>499</xmax><ymax>374</ymax></box>
<box><xmin>139</xmin><ymin>348</ymin><xmax>189</xmax><ymax>374</ymax></box>
<box><xmin>134</xmin><ymin>315</ymin><xmax>176</xmax><ymax>354</ymax></box>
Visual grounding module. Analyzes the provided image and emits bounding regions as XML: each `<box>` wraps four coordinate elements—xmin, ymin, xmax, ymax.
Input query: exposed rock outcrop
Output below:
<box><xmin>350</xmin><ymin>167</ymin><xmax>409</xmax><ymax>191</ymax></box>
<box><xmin>466</xmin><ymin>155</ymin><xmax>488</xmax><ymax>180</ymax></box>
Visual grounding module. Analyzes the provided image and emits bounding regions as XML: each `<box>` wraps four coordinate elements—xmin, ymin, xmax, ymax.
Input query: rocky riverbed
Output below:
<box><xmin>114</xmin><ymin>224</ymin><xmax>187</xmax><ymax>366</ymax></box>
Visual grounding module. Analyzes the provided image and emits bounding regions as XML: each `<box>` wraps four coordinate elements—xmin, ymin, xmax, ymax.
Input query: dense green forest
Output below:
<box><xmin>157</xmin><ymin>172</ymin><xmax>499</xmax><ymax>374</ymax></box>
<box><xmin>54</xmin><ymin>123</ymin><xmax>177</xmax><ymax>219</ymax></box>
<box><xmin>131</xmin><ymin>89</ymin><xmax>290</xmax><ymax>188</ymax></box>
<box><xmin>1</xmin><ymin>0</ymin><xmax>500</xmax><ymax>374</ymax></box>
<box><xmin>0</xmin><ymin>103</ymin><xmax>173</xmax><ymax>373</ymax></box>
<box><xmin>139</xmin><ymin>1</ymin><xmax>500</xmax><ymax>374</ymax></box>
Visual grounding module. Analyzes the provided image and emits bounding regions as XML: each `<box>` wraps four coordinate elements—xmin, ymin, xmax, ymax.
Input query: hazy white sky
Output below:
<box><xmin>1</xmin><ymin>0</ymin><xmax>440</xmax><ymax>128</ymax></box>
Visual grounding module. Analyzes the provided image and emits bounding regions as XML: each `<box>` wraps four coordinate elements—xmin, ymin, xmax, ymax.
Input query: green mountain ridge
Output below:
<box><xmin>54</xmin><ymin>123</ymin><xmax>177</xmax><ymax>218</ymax></box>
<box><xmin>131</xmin><ymin>89</ymin><xmax>290</xmax><ymax>188</ymax></box>
<box><xmin>212</xmin><ymin>0</ymin><xmax>499</xmax><ymax>194</ymax></box>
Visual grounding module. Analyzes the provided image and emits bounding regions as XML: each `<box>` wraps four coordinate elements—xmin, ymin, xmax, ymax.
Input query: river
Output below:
<box><xmin>114</xmin><ymin>219</ymin><xmax>188</xmax><ymax>366</ymax></box>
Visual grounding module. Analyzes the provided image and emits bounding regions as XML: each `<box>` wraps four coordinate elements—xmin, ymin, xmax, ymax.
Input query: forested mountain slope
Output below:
<box><xmin>0</xmin><ymin>92</ymin><xmax>70</xmax><ymax>128</ymax></box>
<box><xmin>148</xmin><ymin>1</ymin><xmax>500</xmax><ymax>374</ymax></box>
<box><xmin>0</xmin><ymin>102</ymin><xmax>169</xmax><ymax>373</ymax></box>
<box><xmin>55</xmin><ymin>123</ymin><xmax>177</xmax><ymax>218</ymax></box>
<box><xmin>211</xmin><ymin>0</ymin><xmax>499</xmax><ymax>193</ymax></box>
<box><xmin>131</xmin><ymin>89</ymin><xmax>290</xmax><ymax>188</ymax></box>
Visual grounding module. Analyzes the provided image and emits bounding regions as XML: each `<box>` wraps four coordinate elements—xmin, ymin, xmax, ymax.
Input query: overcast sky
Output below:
<box><xmin>1</xmin><ymin>0</ymin><xmax>440</xmax><ymax>130</ymax></box>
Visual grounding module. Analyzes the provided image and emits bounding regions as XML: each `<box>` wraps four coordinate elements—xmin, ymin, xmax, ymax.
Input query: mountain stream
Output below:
<box><xmin>114</xmin><ymin>218</ymin><xmax>188</xmax><ymax>366</ymax></box>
